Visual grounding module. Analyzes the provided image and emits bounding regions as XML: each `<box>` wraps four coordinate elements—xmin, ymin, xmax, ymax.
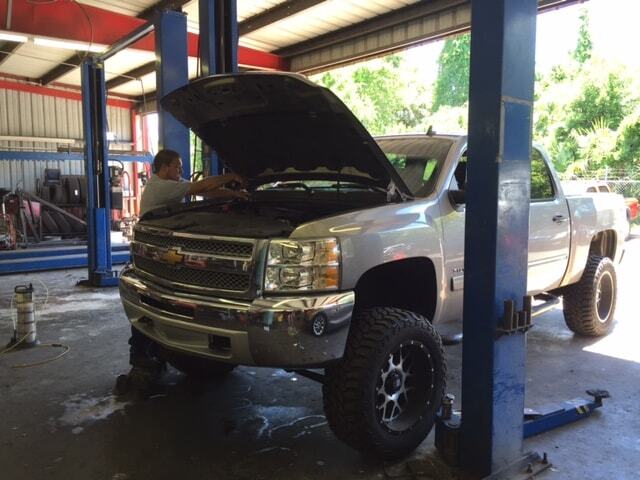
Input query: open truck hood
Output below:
<box><xmin>161</xmin><ymin>72</ymin><xmax>411</xmax><ymax>196</ymax></box>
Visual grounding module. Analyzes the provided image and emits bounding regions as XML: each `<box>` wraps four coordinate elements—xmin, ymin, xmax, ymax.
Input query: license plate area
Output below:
<box><xmin>140</xmin><ymin>294</ymin><xmax>195</xmax><ymax>319</ymax></box>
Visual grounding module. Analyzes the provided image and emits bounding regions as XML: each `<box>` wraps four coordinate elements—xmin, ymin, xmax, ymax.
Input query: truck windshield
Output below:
<box><xmin>376</xmin><ymin>137</ymin><xmax>454</xmax><ymax>197</ymax></box>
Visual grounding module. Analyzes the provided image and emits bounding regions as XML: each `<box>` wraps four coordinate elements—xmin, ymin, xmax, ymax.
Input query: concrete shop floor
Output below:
<box><xmin>1</xmin><ymin>237</ymin><xmax>639</xmax><ymax>480</ymax></box>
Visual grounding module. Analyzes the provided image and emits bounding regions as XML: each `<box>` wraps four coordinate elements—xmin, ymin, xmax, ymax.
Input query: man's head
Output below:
<box><xmin>153</xmin><ymin>149</ymin><xmax>183</xmax><ymax>181</ymax></box>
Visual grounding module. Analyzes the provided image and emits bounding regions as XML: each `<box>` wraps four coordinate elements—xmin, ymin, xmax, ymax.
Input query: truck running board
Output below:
<box><xmin>531</xmin><ymin>293</ymin><xmax>561</xmax><ymax>318</ymax></box>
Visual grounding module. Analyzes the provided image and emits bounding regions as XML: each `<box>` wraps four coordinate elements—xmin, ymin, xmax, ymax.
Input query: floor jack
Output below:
<box><xmin>435</xmin><ymin>389</ymin><xmax>610</xmax><ymax>479</ymax></box>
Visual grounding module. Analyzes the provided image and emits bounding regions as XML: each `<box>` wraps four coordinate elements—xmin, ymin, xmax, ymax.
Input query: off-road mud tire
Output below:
<box><xmin>50</xmin><ymin>211</ymin><xmax>73</xmax><ymax>235</ymax></box>
<box><xmin>563</xmin><ymin>255</ymin><xmax>617</xmax><ymax>336</ymax></box>
<box><xmin>323</xmin><ymin>307</ymin><xmax>446</xmax><ymax>460</ymax></box>
<box><xmin>41</xmin><ymin>210</ymin><xmax>57</xmax><ymax>234</ymax></box>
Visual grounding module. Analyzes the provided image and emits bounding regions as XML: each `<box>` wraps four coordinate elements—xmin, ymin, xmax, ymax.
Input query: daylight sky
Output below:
<box><xmin>404</xmin><ymin>0</ymin><xmax>640</xmax><ymax>84</ymax></box>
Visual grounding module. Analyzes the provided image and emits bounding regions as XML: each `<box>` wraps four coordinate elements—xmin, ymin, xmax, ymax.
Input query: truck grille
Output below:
<box><xmin>134</xmin><ymin>230</ymin><xmax>253</xmax><ymax>258</ymax></box>
<box><xmin>133</xmin><ymin>255</ymin><xmax>251</xmax><ymax>292</ymax></box>
<box><xmin>131</xmin><ymin>227</ymin><xmax>256</xmax><ymax>293</ymax></box>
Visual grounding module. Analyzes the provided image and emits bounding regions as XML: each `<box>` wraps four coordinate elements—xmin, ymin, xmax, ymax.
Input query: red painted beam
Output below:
<box><xmin>0</xmin><ymin>78</ymin><xmax>135</xmax><ymax>109</ymax></box>
<box><xmin>0</xmin><ymin>0</ymin><xmax>287</xmax><ymax>71</ymax></box>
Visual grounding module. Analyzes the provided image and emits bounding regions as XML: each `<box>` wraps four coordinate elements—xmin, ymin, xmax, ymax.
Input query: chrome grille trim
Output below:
<box><xmin>133</xmin><ymin>226</ymin><xmax>254</xmax><ymax>259</ymax></box>
<box><xmin>131</xmin><ymin>225</ymin><xmax>259</xmax><ymax>295</ymax></box>
<box><xmin>133</xmin><ymin>255</ymin><xmax>251</xmax><ymax>292</ymax></box>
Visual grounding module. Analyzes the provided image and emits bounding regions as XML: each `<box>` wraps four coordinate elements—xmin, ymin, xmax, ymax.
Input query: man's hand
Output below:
<box><xmin>221</xmin><ymin>173</ymin><xmax>248</xmax><ymax>189</ymax></box>
<box><xmin>187</xmin><ymin>172</ymin><xmax>248</xmax><ymax>196</ymax></box>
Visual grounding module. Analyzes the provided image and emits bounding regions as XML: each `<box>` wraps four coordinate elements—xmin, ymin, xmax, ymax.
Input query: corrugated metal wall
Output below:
<box><xmin>0</xmin><ymin>88</ymin><xmax>131</xmax><ymax>194</ymax></box>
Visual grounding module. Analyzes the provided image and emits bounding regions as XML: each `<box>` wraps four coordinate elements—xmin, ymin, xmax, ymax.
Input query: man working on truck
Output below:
<box><xmin>116</xmin><ymin>149</ymin><xmax>248</xmax><ymax>397</ymax></box>
<box><xmin>139</xmin><ymin>148</ymin><xmax>247</xmax><ymax>216</ymax></box>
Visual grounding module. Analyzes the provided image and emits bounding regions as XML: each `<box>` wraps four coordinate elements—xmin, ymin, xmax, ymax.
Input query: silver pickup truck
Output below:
<box><xmin>119</xmin><ymin>72</ymin><xmax>627</xmax><ymax>459</ymax></box>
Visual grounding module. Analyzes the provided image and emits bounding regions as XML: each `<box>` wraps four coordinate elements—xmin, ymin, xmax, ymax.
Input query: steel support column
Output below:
<box><xmin>155</xmin><ymin>10</ymin><xmax>190</xmax><ymax>179</ymax></box>
<box><xmin>460</xmin><ymin>0</ymin><xmax>537</xmax><ymax>476</ymax></box>
<box><xmin>80</xmin><ymin>58</ymin><xmax>118</xmax><ymax>287</ymax></box>
<box><xmin>199</xmin><ymin>0</ymin><xmax>238</xmax><ymax>176</ymax></box>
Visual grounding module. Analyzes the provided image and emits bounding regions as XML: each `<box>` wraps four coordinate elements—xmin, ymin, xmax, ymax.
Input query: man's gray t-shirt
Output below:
<box><xmin>140</xmin><ymin>175</ymin><xmax>191</xmax><ymax>215</ymax></box>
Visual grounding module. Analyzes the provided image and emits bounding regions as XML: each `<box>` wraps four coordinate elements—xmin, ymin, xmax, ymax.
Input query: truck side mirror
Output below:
<box><xmin>448</xmin><ymin>189</ymin><xmax>466</xmax><ymax>206</ymax></box>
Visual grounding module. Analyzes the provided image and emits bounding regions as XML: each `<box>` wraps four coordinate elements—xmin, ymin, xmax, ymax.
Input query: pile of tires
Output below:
<box><xmin>36</xmin><ymin>175</ymin><xmax>87</xmax><ymax>237</ymax></box>
<box><xmin>40</xmin><ymin>209</ymin><xmax>85</xmax><ymax>236</ymax></box>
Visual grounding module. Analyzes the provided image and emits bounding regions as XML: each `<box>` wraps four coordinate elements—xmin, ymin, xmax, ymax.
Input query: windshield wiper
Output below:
<box><xmin>330</xmin><ymin>182</ymin><xmax>388</xmax><ymax>194</ymax></box>
<box><xmin>267</xmin><ymin>181</ymin><xmax>313</xmax><ymax>193</ymax></box>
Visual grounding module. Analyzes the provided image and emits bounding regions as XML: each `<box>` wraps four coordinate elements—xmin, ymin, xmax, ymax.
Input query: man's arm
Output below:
<box><xmin>187</xmin><ymin>173</ymin><xmax>246</xmax><ymax>195</ymax></box>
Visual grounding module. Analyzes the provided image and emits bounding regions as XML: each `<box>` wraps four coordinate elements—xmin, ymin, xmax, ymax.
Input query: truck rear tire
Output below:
<box><xmin>563</xmin><ymin>255</ymin><xmax>617</xmax><ymax>336</ymax></box>
<box><xmin>322</xmin><ymin>307</ymin><xmax>446</xmax><ymax>459</ymax></box>
<box><xmin>161</xmin><ymin>350</ymin><xmax>236</xmax><ymax>379</ymax></box>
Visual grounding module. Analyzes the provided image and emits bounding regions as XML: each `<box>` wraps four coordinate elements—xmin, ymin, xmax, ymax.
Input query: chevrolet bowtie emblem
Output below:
<box><xmin>161</xmin><ymin>248</ymin><xmax>184</xmax><ymax>266</ymax></box>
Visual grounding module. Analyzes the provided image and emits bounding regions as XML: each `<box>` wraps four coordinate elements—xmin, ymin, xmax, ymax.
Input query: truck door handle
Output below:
<box><xmin>552</xmin><ymin>214</ymin><xmax>568</xmax><ymax>223</ymax></box>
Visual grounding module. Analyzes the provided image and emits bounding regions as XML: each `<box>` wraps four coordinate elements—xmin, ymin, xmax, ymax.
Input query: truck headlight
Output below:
<box><xmin>265</xmin><ymin>238</ymin><xmax>340</xmax><ymax>291</ymax></box>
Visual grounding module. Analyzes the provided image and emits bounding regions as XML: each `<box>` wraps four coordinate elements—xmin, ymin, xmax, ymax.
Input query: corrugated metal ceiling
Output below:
<box><xmin>0</xmin><ymin>0</ymin><xmax>582</xmax><ymax>99</ymax></box>
<box><xmin>237</xmin><ymin>0</ymin><xmax>419</xmax><ymax>52</ymax></box>
<box><xmin>0</xmin><ymin>0</ymin><xmax>426</xmax><ymax>98</ymax></box>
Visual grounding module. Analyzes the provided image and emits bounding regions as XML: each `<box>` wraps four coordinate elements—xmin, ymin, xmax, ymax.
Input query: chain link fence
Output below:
<box><xmin>561</xmin><ymin>169</ymin><xmax>640</xmax><ymax>195</ymax></box>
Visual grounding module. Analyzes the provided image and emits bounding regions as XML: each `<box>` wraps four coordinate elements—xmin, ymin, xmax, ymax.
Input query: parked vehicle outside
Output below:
<box><xmin>563</xmin><ymin>180</ymin><xmax>636</xmax><ymax>236</ymax></box>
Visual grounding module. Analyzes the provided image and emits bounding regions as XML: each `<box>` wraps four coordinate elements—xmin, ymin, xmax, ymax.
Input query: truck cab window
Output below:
<box><xmin>386</xmin><ymin>153</ymin><xmax>438</xmax><ymax>195</ymax></box>
<box><xmin>452</xmin><ymin>153</ymin><xmax>467</xmax><ymax>191</ymax></box>
<box><xmin>531</xmin><ymin>149</ymin><xmax>555</xmax><ymax>201</ymax></box>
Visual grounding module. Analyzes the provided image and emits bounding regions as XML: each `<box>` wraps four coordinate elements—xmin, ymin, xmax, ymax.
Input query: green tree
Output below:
<box><xmin>567</xmin><ymin>72</ymin><xmax>630</xmax><ymax>132</ymax></box>
<box><xmin>539</xmin><ymin>66</ymin><xmax>633</xmax><ymax>173</ymax></box>
<box><xmin>431</xmin><ymin>34</ymin><xmax>470</xmax><ymax>111</ymax></box>
<box><xmin>315</xmin><ymin>55</ymin><xmax>427</xmax><ymax>135</ymax></box>
<box><xmin>572</xmin><ymin>10</ymin><xmax>593</xmax><ymax>64</ymax></box>
<box><xmin>615</xmin><ymin>107</ymin><xmax>640</xmax><ymax>171</ymax></box>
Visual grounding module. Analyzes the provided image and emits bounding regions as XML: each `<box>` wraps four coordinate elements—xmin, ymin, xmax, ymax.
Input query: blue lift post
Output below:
<box><xmin>79</xmin><ymin>11</ymin><xmax>187</xmax><ymax>286</ymax></box>
<box><xmin>155</xmin><ymin>10</ymin><xmax>190</xmax><ymax>180</ymax></box>
<box><xmin>80</xmin><ymin>58</ymin><xmax>118</xmax><ymax>287</ymax></box>
<box><xmin>80</xmin><ymin>18</ymin><xmax>156</xmax><ymax>287</ymax></box>
<box><xmin>459</xmin><ymin>0</ymin><xmax>537</xmax><ymax>476</ymax></box>
<box><xmin>0</xmin><ymin>151</ymin><xmax>152</xmax><ymax>162</ymax></box>
<box><xmin>198</xmin><ymin>0</ymin><xmax>239</xmax><ymax>176</ymax></box>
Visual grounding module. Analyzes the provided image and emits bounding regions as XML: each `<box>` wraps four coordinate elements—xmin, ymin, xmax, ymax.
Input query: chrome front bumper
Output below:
<box><xmin>119</xmin><ymin>266</ymin><xmax>354</xmax><ymax>368</ymax></box>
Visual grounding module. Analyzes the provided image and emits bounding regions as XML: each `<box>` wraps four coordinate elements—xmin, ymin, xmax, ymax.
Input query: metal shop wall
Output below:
<box><xmin>0</xmin><ymin>87</ymin><xmax>132</xmax><ymax>194</ymax></box>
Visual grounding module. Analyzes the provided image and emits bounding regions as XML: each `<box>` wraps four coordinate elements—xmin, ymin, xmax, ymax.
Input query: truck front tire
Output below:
<box><xmin>563</xmin><ymin>255</ymin><xmax>617</xmax><ymax>336</ymax></box>
<box><xmin>322</xmin><ymin>307</ymin><xmax>446</xmax><ymax>459</ymax></box>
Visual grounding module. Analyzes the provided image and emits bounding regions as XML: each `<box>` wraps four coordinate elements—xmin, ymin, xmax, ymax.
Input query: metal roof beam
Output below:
<box><xmin>36</xmin><ymin>1</ymin><xmax>174</xmax><ymax>86</ymax></box>
<box><xmin>276</xmin><ymin>0</ymin><xmax>468</xmax><ymax>58</ymax></box>
<box><xmin>280</xmin><ymin>0</ymin><xmax>587</xmax><ymax>73</ymax></box>
<box><xmin>105</xmin><ymin>61</ymin><xmax>155</xmax><ymax>90</ymax></box>
<box><xmin>38</xmin><ymin>56</ymin><xmax>82</xmax><ymax>86</ymax></box>
<box><xmin>23</xmin><ymin>1</ymin><xmax>285</xmax><ymax>86</ymax></box>
<box><xmin>138</xmin><ymin>0</ymin><xmax>192</xmax><ymax>21</ymax></box>
<box><xmin>239</xmin><ymin>0</ymin><xmax>326</xmax><ymax>36</ymax></box>
<box><xmin>0</xmin><ymin>41</ymin><xmax>22</xmax><ymax>67</ymax></box>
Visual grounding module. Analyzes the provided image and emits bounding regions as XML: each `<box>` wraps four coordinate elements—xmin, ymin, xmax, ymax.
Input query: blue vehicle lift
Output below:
<box><xmin>198</xmin><ymin>0</ymin><xmax>238</xmax><ymax>176</ymax></box>
<box><xmin>79</xmin><ymin>10</ymin><xmax>189</xmax><ymax>287</ymax></box>
<box><xmin>0</xmin><ymin>151</ymin><xmax>152</xmax><ymax>162</ymax></box>
<box><xmin>434</xmin><ymin>1</ymin><xmax>609</xmax><ymax>477</ymax></box>
<box><xmin>0</xmin><ymin>244</ymin><xmax>131</xmax><ymax>274</ymax></box>
<box><xmin>155</xmin><ymin>10</ymin><xmax>190</xmax><ymax>179</ymax></box>
<box><xmin>80</xmin><ymin>57</ymin><xmax>118</xmax><ymax>286</ymax></box>
<box><xmin>523</xmin><ymin>389</ymin><xmax>610</xmax><ymax>439</ymax></box>
<box><xmin>0</xmin><ymin>150</ymin><xmax>151</xmax><ymax>275</ymax></box>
